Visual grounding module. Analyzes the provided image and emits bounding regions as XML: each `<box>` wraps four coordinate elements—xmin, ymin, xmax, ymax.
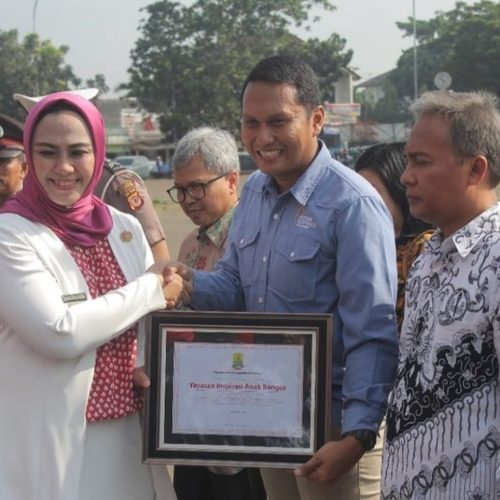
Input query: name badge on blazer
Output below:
<box><xmin>61</xmin><ymin>292</ymin><xmax>87</xmax><ymax>304</ymax></box>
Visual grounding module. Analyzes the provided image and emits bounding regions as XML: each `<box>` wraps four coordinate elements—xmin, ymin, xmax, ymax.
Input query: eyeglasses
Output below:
<box><xmin>166</xmin><ymin>173</ymin><xmax>227</xmax><ymax>203</ymax></box>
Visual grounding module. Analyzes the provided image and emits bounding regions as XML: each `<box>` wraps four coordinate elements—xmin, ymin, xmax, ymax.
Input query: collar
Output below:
<box><xmin>197</xmin><ymin>204</ymin><xmax>236</xmax><ymax>249</ymax></box>
<box><xmin>262</xmin><ymin>140</ymin><xmax>331</xmax><ymax>206</ymax></box>
<box><xmin>429</xmin><ymin>203</ymin><xmax>500</xmax><ymax>258</ymax></box>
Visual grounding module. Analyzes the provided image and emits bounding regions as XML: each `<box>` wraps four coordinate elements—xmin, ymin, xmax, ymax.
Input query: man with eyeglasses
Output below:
<box><xmin>168</xmin><ymin>126</ymin><xmax>266</xmax><ymax>500</ymax></box>
<box><xmin>168</xmin><ymin>127</ymin><xmax>240</xmax><ymax>272</ymax></box>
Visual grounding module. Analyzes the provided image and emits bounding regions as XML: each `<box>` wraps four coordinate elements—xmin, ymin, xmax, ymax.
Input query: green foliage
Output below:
<box><xmin>0</xmin><ymin>30</ymin><xmax>74</xmax><ymax>117</ymax></box>
<box><xmin>124</xmin><ymin>0</ymin><xmax>352</xmax><ymax>141</ymax></box>
<box><xmin>292</xmin><ymin>34</ymin><xmax>353</xmax><ymax>102</ymax></box>
<box><xmin>357</xmin><ymin>83</ymin><xmax>412</xmax><ymax>123</ymax></box>
<box><xmin>391</xmin><ymin>0</ymin><xmax>500</xmax><ymax>99</ymax></box>
<box><xmin>0</xmin><ymin>29</ymin><xmax>108</xmax><ymax>119</ymax></box>
<box><xmin>85</xmin><ymin>74</ymin><xmax>110</xmax><ymax>95</ymax></box>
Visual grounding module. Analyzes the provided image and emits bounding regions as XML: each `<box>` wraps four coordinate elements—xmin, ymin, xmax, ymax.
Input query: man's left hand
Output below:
<box><xmin>294</xmin><ymin>437</ymin><xmax>364</xmax><ymax>483</ymax></box>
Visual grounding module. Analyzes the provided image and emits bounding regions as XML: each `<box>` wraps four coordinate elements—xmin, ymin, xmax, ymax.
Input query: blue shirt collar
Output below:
<box><xmin>262</xmin><ymin>141</ymin><xmax>331</xmax><ymax>205</ymax></box>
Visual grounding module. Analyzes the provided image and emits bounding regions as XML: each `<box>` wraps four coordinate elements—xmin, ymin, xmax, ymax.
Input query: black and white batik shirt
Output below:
<box><xmin>382</xmin><ymin>203</ymin><xmax>500</xmax><ymax>500</ymax></box>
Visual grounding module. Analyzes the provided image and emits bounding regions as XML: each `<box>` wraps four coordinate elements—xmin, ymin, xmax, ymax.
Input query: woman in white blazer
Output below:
<box><xmin>0</xmin><ymin>92</ymin><xmax>180</xmax><ymax>500</ymax></box>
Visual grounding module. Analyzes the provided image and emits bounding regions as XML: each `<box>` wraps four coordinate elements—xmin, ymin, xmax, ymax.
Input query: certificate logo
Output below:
<box><xmin>232</xmin><ymin>352</ymin><xmax>244</xmax><ymax>370</ymax></box>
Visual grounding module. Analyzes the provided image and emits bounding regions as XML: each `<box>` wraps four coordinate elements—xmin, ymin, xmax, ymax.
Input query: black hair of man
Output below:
<box><xmin>354</xmin><ymin>142</ymin><xmax>433</xmax><ymax>238</ymax></box>
<box><xmin>240</xmin><ymin>55</ymin><xmax>321</xmax><ymax>112</ymax></box>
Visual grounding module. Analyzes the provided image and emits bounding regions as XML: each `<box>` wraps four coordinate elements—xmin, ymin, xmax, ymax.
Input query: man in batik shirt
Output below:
<box><xmin>382</xmin><ymin>90</ymin><xmax>500</xmax><ymax>499</ymax></box>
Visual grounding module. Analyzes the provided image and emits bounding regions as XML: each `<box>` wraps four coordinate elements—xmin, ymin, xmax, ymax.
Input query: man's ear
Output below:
<box><xmin>467</xmin><ymin>155</ymin><xmax>489</xmax><ymax>186</ymax></box>
<box><xmin>227</xmin><ymin>170</ymin><xmax>239</xmax><ymax>194</ymax></box>
<box><xmin>20</xmin><ymin>157</ymin><xmax>28</xmax><ymax>179</ymax></box>
<box><xmin>311</xmin><ymin>105</ymin><xmax>325</xmax><ymax>137</ymax></box>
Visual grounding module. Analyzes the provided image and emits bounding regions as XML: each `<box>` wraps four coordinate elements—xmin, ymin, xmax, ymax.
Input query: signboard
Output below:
<box><xmin>106</xmin><ymin>127</ymin><xmax>130</xmax><ymax>146</ymax></box>
<box><xmin>324</xmin><ymin>102</ymin><xmax>361</xmax><ymax>126</ymax></box>
<box><xmin>121</xmin><ymin>109</ymin><xmax>161</xmax><ymax>139</ymax></box>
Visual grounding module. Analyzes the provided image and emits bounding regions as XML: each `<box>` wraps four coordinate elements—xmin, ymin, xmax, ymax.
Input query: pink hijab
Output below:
<box><xmin>0</xmin><ymin>91</ymin><xmax>112</xmax><ymax>247</ymax></box>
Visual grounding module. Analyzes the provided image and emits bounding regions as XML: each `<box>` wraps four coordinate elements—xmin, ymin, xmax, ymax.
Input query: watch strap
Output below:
<box><xmin>341</xmin><ymin>429</ymin><xmax>377</xmax><ymax>451</ymax></box>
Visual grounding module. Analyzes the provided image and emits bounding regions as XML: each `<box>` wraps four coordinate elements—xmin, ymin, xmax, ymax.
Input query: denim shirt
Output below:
<box><xmin>192</xmin><ymin>143</ymin><xmax>398</xmax><ymax>433</ymax></box>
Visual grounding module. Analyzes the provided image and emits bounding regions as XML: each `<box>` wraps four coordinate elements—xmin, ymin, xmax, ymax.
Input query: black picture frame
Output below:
<box><xmin>143</xmin><ymin>311</ymin><xmax>332</xmax><ymax>468</ymax></box>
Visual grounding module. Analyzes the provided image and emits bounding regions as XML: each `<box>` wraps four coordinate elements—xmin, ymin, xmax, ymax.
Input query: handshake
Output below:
<box><xmin>147</xmin><ymin>261</ymin><xmax>193</xmax><ymax>310</ymax></box>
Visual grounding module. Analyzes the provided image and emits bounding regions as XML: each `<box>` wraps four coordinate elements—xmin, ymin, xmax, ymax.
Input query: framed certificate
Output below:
<box><xmin>143</xmin><ymin>311</ymin><xmax>332</xmax><ymax>468</ymax></box>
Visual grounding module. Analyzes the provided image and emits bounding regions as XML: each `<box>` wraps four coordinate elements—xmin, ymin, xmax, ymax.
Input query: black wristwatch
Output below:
<box><xmin>341</xmin><ymin>429</ymin><xmax>377</xmax><ymax>451</ymax></box>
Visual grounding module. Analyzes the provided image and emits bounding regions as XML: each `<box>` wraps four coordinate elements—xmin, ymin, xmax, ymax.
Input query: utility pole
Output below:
<box><xmin>32</xmin><ymin>0</ymin><xmax>42</xmax><ymax>95</ymax></box>
<box><xmin>32</xmin><ymin>0</ymin><xmax>41</xmax><ymax>34</ymax></box>
<box><xmin>413</xmin><ymin>0</ymin><xmax>418</xmax><ymax>101</ymax></box>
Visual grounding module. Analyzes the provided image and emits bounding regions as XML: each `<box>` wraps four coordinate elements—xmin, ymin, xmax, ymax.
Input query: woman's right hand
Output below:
<box><xmin>163</xmin><ymin>271</ymin><xmax>183</xmax><ymax>308</ymax></box>
<box><xmin>147</xmin><ymin>261</ymin><xmax>190</xmax><ymax>309</ymax></box>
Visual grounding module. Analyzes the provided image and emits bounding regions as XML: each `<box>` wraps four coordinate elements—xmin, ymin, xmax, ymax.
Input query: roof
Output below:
<box><xmin>340</xmin><ymin>67</ymin><xmax>362</xmax><ymax>81</ymax></box>
<box><xmin>356</xmin><ymin>70</ymin><xmax>394</xmax><ymax>89</ymax></box>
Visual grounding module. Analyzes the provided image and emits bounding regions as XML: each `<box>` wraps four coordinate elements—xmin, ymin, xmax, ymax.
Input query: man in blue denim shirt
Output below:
<box><xmin>177</xmin><ymin>55</ymin><xmax>398</xmax><ymax>500</ymax></box>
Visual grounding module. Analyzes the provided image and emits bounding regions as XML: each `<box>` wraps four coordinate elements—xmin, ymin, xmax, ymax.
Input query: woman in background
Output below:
<box><xmin>354</xmin><ymin>142</ymin><xmax>434</xmax><ymax>331</ymax></box>
<box><xmin>0</xmin><ymin>91</ymin><xmax>179</xmax><ymax>500</ymax></box>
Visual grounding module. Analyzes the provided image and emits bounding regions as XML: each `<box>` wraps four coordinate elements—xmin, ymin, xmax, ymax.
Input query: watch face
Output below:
<box><xmin>434</xmin><ymin>72</ymin><xmax>452</xmax><ymax>90</ymax></box>
<box><xmin>343</xmin><ymin>430</ymin><xmax>377</xmax><ymax>451</ymax></box>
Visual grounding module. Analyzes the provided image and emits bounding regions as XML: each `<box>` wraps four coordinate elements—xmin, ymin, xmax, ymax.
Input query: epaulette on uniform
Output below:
<box><xmin>97</xmin><ymin>159</ymin><xmax>145</xmax><ymax>211</ymax></box>
<box><xmin>103</xmin><ymin>159</ymin><xmax>127</xmax><ymax>176</ymax></box>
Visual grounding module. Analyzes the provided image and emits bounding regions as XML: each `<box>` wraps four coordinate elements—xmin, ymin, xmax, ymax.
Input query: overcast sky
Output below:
<box><xmin>3</xmin><ymin>0</ymin><xmax>474</xmax><ymax>95</ymax></box>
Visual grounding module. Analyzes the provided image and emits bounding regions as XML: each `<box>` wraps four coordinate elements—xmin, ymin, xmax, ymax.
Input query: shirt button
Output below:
<box><xmin>273</xmin><ymin>214</ymin><xmax>279</xmax><ymax>220</ymax></box>
<box><xmin>290</xmin><ymin>251</ymin><xmax>295</xmax><ymax>257</ymax></box>
<box><xmin>388</xmin><ymin>314</ymin><xmax>394</xmax><ymax>320</ymax></box>
<box><xmin>258</xmin><ymin>297</ymin><xmax>263</xmax><ymax>304</ymax></box>
<box><xmin>263</xmin><ymin>256</ymin><xmax>267</xmax><ymax>262</ymax></box>
<box><xmin>240</xmin><ymin>238</ymin><xmax>244</xmax><ymax>244</ymax></box>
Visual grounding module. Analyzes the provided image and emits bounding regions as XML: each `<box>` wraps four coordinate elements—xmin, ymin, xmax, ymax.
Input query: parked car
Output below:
<box><xmin>149</xmin><ymin>157</ymin><xmax>172</xmax><ymax>178</ymax></box>
<box><xmin>114</xmin><ymin>155</ymin><xmax>151</xmax><ymax>180</ymax></box>
<box><xmin>238</xmin><ymin>152</ymin><xmax>258</xmax><ymax>172</ymax></box>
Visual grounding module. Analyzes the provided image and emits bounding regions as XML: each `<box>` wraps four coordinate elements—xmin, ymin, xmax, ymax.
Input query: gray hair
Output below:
<box><xmin>411</xmin><ymin>90</ymin><xmax>500</xmax><ymax>185</ymax></box>
<box><xmin>172</xmin><ymin>126</ymin><xmax>240</xmax><ymax>175</ymax></box>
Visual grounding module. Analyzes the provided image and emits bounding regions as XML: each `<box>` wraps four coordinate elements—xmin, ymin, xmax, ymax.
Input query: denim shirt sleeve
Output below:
<box><xmin>335</xmin><ymin>195</ymin><xmax>399</xmax><ymax>433</ymax></box>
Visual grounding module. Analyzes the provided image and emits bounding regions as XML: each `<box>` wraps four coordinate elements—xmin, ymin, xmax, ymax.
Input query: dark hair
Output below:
<box><xmin>240</xmin><ymin>55</ymin><xmax>321</xmax><ymax>111</ymax></box>
<box><xmin>354</xmin><ymin>142</ymin><xmax>433</xmax><ymax>237</ymax></box>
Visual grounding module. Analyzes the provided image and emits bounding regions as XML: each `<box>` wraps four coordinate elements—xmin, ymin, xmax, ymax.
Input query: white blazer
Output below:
<box><xmin>0</xmin><ymin>208</ymin><xmax>166</xmax><ymax>500</ymax></box>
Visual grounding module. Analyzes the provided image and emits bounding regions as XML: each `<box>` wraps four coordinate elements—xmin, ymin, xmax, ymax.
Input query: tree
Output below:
<box><xmin>293</xmin><ymin>34</ymin><xmax>353</xmax><ymax>102</ymax></box>
<box><xmin>0</xmin><ymin>30</ymin><xmax>109</xmax><ymax>119</ymax></box>
<box><xmin>123</xmin><ymin>0</ymin><xmax>352</xmax><ymax>142</ymax></box>
<box><xmin>84</xmin><ymin>74</ymin><xmax>110</xmax><ymax>96</ymax></box>
<box><xmin>356</xmin><ymin>83</ymin><xmax>412</xmax><ymax>123</ymax></box>
<box><xmin>391</xmin><ymin>1</ymin><xmax>500</xmax><ymax>99</ymax></box>
<box><xmin>0</xmin><ymin>30</ymin><xmax>75</xmax><ymax>117</ymax></box>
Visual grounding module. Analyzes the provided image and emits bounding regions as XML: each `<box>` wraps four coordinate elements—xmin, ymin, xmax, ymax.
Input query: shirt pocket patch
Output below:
<box><xmin>270</xmin><ymin>236</ymin><xmax>321</xmax><ymax>302</ymax></box>
<box><xmin>236</xmin><ymin>226</ymin><xmax>260</xmax><ymax>287</ymax></box>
